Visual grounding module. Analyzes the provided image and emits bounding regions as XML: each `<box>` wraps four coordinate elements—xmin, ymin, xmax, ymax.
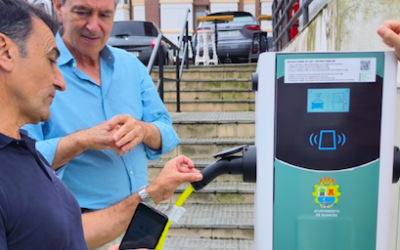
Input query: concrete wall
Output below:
<box><xmin>244</xmin><ymin>3</ymin><xmax>255</xmax><ymax>16</ymax></box>
<box><xmin>261</xmin><ymin>1</ymin><xmax>273</xmax><ymax>34</ymax></box>
<box><xmin>160</xmin><ymin>3</ymin><xmax>194</xmax><ymax>46</ymax></box>
<box><xmin>210</xmin><ymin>2</ymin><xmax>238</xmax><ymax>12</ymax></box>
<box><xmin>283</xmin><ymin>0</ymin><xmax>400</xmax><ymax>249</ymax></box>
<box><xmin>134</xmin><ymin>5</ymin><xmax>145</xmax><ymax>21</ymax></box>
<box><xmin>300</xmin><ymin>0</ymin><xmax>332</xmax><ymax>29</ymax></box>
<box><xmin>115</xmin><ymin>4</ymin><xmax>130</xmax><ymax>21</ymax></box>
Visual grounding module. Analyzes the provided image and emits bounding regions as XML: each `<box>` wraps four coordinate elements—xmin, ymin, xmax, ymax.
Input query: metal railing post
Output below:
<box><xmin>272</xmin><ymin>0</ymin><xmax>277</xmax><ymax>50</ymax></box>
<box><xmin>302</xmin><ymin>0</ymin><xmax>309</xmax><ymax>25</ymax></box>
<box><xmin>158</xmin><ymin>46</ymin><xmax>164</xmax><ymax>102</ymax></box>
<box><xmin>185</xmin><ymin>21</ymin><xmax>189</xmax><ymax>69</ymax></box>
<box><xmin>176</xmin><ymin>52</ymin><xmax>181</xmax><ymax>112</ymax></box>
<box><xmin>284</xmin><ymin>0</ymin><xmax>290</xmax><ymax>45</ymax></box>
<box><xmin>273</xmin><ymin>0</ymin><xmax>314</xmax><ymax>51</ymax></box>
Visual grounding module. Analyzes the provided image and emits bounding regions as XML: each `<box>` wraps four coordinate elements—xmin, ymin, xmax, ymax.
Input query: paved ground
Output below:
<box><xmin>96</xmin><ymin>236</ymin><xmax>254</xmax><ymax>250</ymax></box>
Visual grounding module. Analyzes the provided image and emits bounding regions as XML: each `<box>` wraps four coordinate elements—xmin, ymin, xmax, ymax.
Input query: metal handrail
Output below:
<box><xmin>174</xmin><ymin>8</ymin><xmax>192</xmax><ymax>112</ymax></box>
<box><xmin>273</xmin><ymin>0</ymin><xmax>297</xmax><ymax>31</ymax></box>
<box><xmin>147</xmin><ymin>8</ymin><xmax>192</xmax><ymax>112</ymax></box>
<box><xmin>147</xmin><ymin>25</ymin><xmax>179</xmax><ymax>102</ymax></box>
<box><xmin>147</xmin><ymin>33</ymin><xmax>163</xmax><ymax>74</ymax></box>
<box><xmin>177</xmin><ymin>10</ymin><xmax>191</xmax><ymax>49</ymax></box>
<box><xmin>272</xmin><ymin>0</ymin><xmax>314</xmax><ymax>51</ymax></box>
<box><xmin>179</xmin><ymin>42</ymin><xmax>189</xmax><ymax>79</ymax></box>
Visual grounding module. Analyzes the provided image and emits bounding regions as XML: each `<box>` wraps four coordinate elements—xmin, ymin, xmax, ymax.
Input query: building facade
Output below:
<box><xmin>114</xmin><ymin>0</ymin><xmax>273</xmax><ymax>46</ymax></box>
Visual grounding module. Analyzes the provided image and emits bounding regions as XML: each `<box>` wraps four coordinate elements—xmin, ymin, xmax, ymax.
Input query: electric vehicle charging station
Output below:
<box><xmin>156</xmin><ymin>51</ymin><xmax>400</xmax><ymax>250</ymax></box>
<box><xmin>254</xmin><ymin>51</ymin><xmax>398</xmax><ymax>250</ymax></box>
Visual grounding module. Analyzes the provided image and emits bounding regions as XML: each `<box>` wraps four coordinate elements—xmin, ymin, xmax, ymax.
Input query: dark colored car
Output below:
<box><xmin>194</xmin><ymin>11</ymin><xmax>268</xmax><ymax>63</ymax></box>
<box><xmin>107</xmin><ymin>21</ymin><xmax>172</xmax><ymax>66</ymax></box>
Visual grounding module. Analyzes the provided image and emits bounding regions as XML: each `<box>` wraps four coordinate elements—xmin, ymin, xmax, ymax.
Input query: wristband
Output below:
<box><xmin>137</xmin><ymin>186</ymin><xmax>155</xmax><ymax>206</ymax></box>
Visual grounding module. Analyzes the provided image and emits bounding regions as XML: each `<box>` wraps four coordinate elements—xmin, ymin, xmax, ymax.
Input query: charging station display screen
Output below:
<box><xmin>275</xmin><ymin>53</ymin><xmax>384</xmax><ymax>170</ymax></box>
<box><xmin>307</xmin><ymin>88</ymin><xmax>350</xmax><ymax>113</ymax></box>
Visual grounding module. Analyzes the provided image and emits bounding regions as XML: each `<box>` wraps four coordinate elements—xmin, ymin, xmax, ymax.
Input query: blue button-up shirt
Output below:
<box><xmin>23</xmin><ymin>33</ymin><xmax>179</xmax><ymax>209</ymax></box>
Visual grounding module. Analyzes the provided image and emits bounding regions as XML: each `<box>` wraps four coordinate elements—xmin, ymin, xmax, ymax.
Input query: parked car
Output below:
<box><xmin>107</xmin><ymin>21</ymin><xmax>172</xmax><ymax>66</ymax></box>
<box><xmin>194</xmin><ymin>11</ymin><xmax>268</xmax><ymax>64</ymax></box>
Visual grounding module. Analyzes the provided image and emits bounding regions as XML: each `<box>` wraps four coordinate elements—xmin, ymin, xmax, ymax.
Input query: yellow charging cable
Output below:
<box><xmin>155</xmin><ymin>184</ymin><xmax>195</xmax><ymax>250</ymax></box>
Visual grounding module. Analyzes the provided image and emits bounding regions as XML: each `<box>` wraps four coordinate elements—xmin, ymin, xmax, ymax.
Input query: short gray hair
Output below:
<box><xmin>59</xmin><ymin>0</ymin><xmax>119</xmax><ymax>7</ymax></box>
<box><xmin>0</xmin><ymin>0</ymin><xmax>57</xmax><ymax>57</ymax></box>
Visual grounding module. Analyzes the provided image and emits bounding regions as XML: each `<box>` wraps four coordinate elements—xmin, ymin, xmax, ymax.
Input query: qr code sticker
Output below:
<box><xmin>360</xmin><ymin>60</ymin><xmax>371</xmax><ymax>71</ymax></box>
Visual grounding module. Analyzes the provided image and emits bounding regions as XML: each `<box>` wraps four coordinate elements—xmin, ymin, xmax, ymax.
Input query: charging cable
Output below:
<box><xmin>155</xmin><ymin>185</ymin><xmax>195</xmax><ymax>250</ymax></box>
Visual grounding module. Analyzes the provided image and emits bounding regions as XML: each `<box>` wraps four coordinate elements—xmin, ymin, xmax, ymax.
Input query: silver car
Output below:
<box><xmin>195</xmin><ymin>11</ymin><xmax>268</xmax><ymax>64</ymax></box>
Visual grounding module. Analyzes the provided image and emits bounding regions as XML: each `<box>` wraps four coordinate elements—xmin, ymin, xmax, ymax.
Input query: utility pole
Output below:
<box><xmin>255</xmin><ymin>0</ymin><xmax>260</xmax><ymax>19</ymax></box>
<box><xmin>129</xmin><ymin>0</ymin><xmax>133</xmax><ymax>20</ymax></box>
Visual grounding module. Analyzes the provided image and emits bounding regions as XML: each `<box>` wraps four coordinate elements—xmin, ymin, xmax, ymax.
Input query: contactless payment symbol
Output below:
<box><xmin>309</xmin><ymin>130</ymin><xmax>346</xmax><ymax>150</ymax></box>
<box><xmin>312</xmin><ymin>177</ymin><xmax>341</xmax><ymax>208</ymax></box>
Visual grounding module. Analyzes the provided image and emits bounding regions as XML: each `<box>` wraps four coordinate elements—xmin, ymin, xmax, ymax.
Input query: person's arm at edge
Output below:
<box><xmin>377</xmin><ymin>19</ymin><xmax>400</xmax><ymax>60</ymax></box>
<box><xmin>51</xmin><ymin>122</ymin><xmax>125</xmax><ymax>169</ymax></box>
<box><xmin>139</xmin><ymin>69</ymin><xmax>178</xmax><ymax>154</ymax></box>
<box><xmin>51</xmin><ymin>130</ymin><xmax>88</xmax><ymax>170</ymax></box>
<box><xmin>82</xmin><ymin>192</ymin><xmax>142</xmax><ymax>249</ymax></box>
<box><xmin>82</xmin><ymin>155</ymin><xmax>203</xmax><ymax>249</ymax></box>
<box><xmin>23</xmin><ymin>122</ymin><xmax>123</xmax><ymax>170</ymax></box>
<box><xmin>138</xmin><ymin>121</ymin><xmax>161</xmax><ymax>150</ymax></box>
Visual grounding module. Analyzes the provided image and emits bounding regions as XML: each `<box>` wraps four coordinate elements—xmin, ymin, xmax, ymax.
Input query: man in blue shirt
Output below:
<box><xmin>0</xmin><ymin>1</ymin><xmax>202</xmax><ymax>249</ymax></box>
<box><xmin>23</xmin><ymin>0</ymin><xmax>180</xmax><ymax>210</ymax></box>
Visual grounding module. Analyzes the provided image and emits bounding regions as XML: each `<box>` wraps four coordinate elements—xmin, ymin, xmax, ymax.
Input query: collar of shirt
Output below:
<box><xmin>0</xmin><ymin>130</ymin><xmax>58</xmax><ymax>181</ymax></box>
<box><xmin>55</xmin><ymin>30</ymin><xmax>115</xmax><ymax>68</ymax></box>
<box><xmin>0</xmin><ymin>129</ymin><xmax>34</xmax><ymax>149</ymax></box>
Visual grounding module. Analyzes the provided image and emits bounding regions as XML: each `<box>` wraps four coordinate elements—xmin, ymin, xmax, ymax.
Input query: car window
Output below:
<box><xmin>110</xmin><ymin>22</ymin><xmax>158</xmax><ymax>37</ymax></box>
<box><xmin>202</xmin><ymin>15</ymin><xmax>253</xmax><ymax>26</ymax></box>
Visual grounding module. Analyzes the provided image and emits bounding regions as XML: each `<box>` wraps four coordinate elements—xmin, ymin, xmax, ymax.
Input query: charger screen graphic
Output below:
<box><xmin>307</xmin><ymin>88</ymin><xmax>350</xmax><ymax>113</ymax></box>
<box><xmin>275</xmin><ymin>55</ymin><xmax>382</xmax><ymax>170</ymax></box>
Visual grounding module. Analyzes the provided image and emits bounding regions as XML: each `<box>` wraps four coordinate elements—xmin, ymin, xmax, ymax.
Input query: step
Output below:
<box><xmin>164</xmin><ymin>182</ymin><xmax>255</xmax><ymax>205</ymax></box>
<box><xmin>97</xmin><ymin>237</ymin><xmax>254</xmax><ymax>250</ymax></box>
<box><xmin>148</xmin><ymin>158</ymin><xmax>244</xmax><ymax>183</ymax></box>
<box><xmin>163</xmin><ymin>237</ymin><xmax>254</xmax><ymax>250</ymax></box>
<box><xmin>170</xmin><ymin>112</ymin><xmax>255</xmax><ymax>138</ymax></box>
<box><xmin>161</xmin><ymin>137</ymin><xmax>255</xmax><ymax>159</ymax></box>
<box><xmin>163</xmin><ymin>89</ymin><xmax>255</xmax><ymax>101</ymax></box>
<box><xmin>161</xmin><ymin>79</ymin><xmax>253</xmax><ymax>90</ymax></box>
<box><xmin>165</xmin><ymin>100</ymin><xmax>255</xmax><ymax>112</ymax></box>
<box><xmin>159</xmin><ymin>63</ymin><xmax>257</xmax><ymax>71</ymax></box>
<box><xmin>152</xmin><ymin>64</ymin><xmax>257</xmax><ymax>79</ymax></box>
<box><xmin>151</xmin><ymin>69</ymin><xmax>255</xmax><ymax>80</ymax></box>
<box><xmin>155</xmin><ymin>204</ymin><xmax>254</xmax><ymax>240</ymax></box>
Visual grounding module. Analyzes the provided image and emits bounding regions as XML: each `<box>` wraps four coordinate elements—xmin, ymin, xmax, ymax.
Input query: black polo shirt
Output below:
<box><xmin>0</xmin><ymin>130</ymin><xmax>88</xmax><ymax>250</ymax></box>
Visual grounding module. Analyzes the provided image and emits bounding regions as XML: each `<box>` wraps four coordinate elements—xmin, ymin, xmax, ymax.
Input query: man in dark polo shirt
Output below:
<box><xmin>0</xmin><ymin>1</ymin><xmax>202</xmax><ymax>249</ymax></box>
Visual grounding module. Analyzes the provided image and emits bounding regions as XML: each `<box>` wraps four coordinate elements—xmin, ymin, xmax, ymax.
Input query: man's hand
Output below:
<box><xmin>106</xmin><ymin>114</ymin><xmax>162</xmax><ymax>154</ymax></box>
<box><xmin>81</xmin><ymin>155</ymin><xmax>202</xmax><ymax>249</ymax></box>
<box><xmin>377</xmin><ymin>19</ymin><xmax>400</xmax><ymax>60</ymax></box>
<box><xmin>52</xmin><ymin>121</ymin><xmax>124</xmax><ymax>169</ymax></box>
<box><xmin>79</xmin><ymin>121</ymin><xmax>124</xmax><ymax>155</ymax></box>
<box><xmin>146</xmin><ymin>155</ymin><xmax>203</xmax><ymax>203</ymax></box>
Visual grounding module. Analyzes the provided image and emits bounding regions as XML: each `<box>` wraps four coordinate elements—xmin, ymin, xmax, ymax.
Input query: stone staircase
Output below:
<box><xmin>150</xmin><ymin>64</ymin><xmax>257</xmax><ymax>250</ymax></box>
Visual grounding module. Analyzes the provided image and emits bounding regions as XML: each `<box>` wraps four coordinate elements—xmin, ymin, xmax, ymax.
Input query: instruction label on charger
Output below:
<box><xmin>284</xmin><ymin>58</ymin><xmax>376</xmax><ymax>83</ymax></box>
<box><xmin>169</xmin><ymin>205</ymin><xmax>186</xmax><ymax>223</ymax></box>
